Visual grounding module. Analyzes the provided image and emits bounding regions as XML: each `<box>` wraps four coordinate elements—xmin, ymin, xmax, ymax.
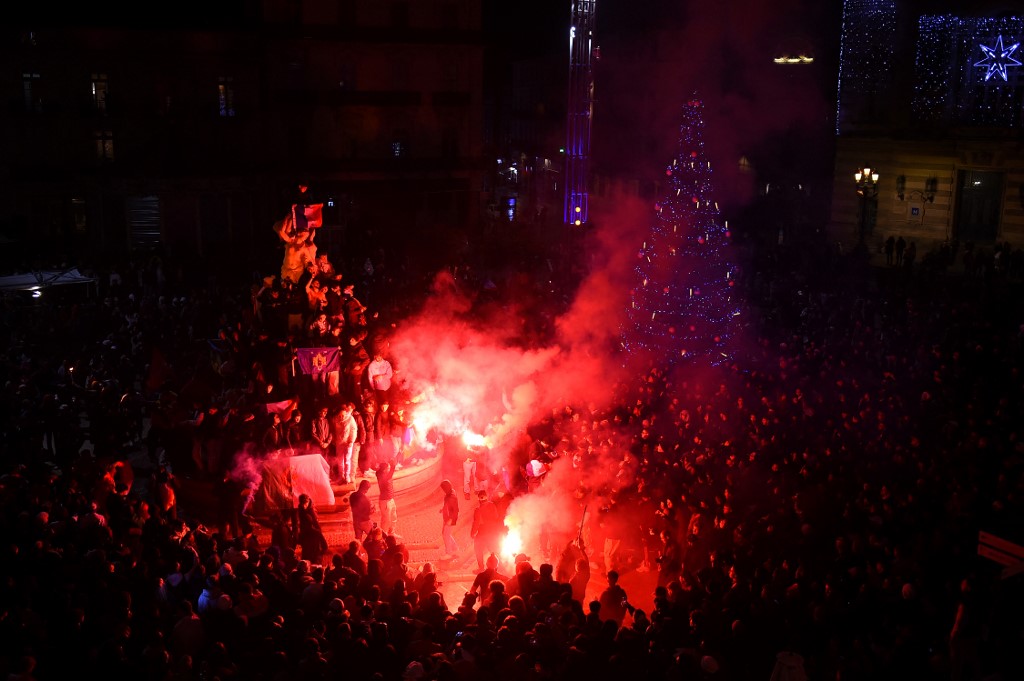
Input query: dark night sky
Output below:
<box><xmin>10</xmin><ymin>0</ymin><xmax>843</xmax><ymax>210</ymax></box>
<box><xmin>580</xmin><ymin>1</ymin><xmax>841</xmax><ymax>209</ymax></box>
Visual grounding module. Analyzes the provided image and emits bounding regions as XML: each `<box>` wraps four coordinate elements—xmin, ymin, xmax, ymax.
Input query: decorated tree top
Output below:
<box><xmin>621</xmin><ymin>96</ymin><xmax>741</xmax><ymax>367</ymax></box>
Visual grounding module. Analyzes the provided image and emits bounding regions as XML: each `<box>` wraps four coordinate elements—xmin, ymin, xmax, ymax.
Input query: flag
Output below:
<box><xmin>292</xmin><ymin>203</ymin><xmax>323</xmax><ymax>232</ymax></box>
<box><xmin>296</xmin><ymin>347</ymin><xmax>340</xmax><ymax>377</ymax></box>
<box><xmin>262</xmin><ymin>399</ymin><xmax>296</xmax><ymax>421</ymax></box>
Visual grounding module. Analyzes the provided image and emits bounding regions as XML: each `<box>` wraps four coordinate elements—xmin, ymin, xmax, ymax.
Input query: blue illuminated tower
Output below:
<box><xmin>621</xmin><ymin>97</ymin><xmax>741</xmax><ymax>366</ymax></box>
<box><xmin>564</xmin><ymin>0</ymin><xmax>596</xmax><ymax>226</ymax></box>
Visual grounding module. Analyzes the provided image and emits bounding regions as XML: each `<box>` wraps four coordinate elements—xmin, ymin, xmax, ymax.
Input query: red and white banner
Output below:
<box><xmin>292</xmin><ymin>203</ymin><xmax>323</xmax><ymax>232</ymax></box>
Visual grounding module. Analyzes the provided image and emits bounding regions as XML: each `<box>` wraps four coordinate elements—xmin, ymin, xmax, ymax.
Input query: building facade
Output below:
<box><xmin>830</xmin><ymin>1</ymin><xmax>1024</xmax><ymax>254</ymax></box>
<box><xmin>1</xmin><ymin>0</ymin><xmax>485</xmax><ymax>275</ymax></box>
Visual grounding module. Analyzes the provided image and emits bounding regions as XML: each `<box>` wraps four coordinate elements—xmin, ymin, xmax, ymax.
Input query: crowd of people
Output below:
<box><xmin>0</xmin><ymin>224</ymin><xmax>1022</xmax><ymax>681</ymax></box>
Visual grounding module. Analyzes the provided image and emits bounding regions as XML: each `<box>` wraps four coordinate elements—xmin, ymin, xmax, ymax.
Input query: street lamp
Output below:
<box><xmin>854</xmin><ymin>166</ymin><xmax>879</xmax><ymax>243</ymax></box>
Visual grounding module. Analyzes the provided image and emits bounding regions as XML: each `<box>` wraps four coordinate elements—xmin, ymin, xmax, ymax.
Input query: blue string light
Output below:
<box><xmin>914</xmin><ymin>15</ymin><xmax>1024</xmax><ymax>127</ymax></box>
<box><xmin>836</xmin><ymin>0</ymin><xmax>898</xmax><ymax>134</ymax></box>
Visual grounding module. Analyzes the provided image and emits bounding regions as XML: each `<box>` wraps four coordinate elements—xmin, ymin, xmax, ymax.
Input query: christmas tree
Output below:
<box><xmin>621</xmin><ymin>96</ymin><xmax>741</xmax><ymax>366</ymax></box>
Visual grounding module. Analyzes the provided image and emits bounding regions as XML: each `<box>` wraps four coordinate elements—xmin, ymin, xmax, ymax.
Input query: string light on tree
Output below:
<box><xmin>620</xmin><ymin>95</ymin><xmax>741</xmax><ymax>366</ymax></box>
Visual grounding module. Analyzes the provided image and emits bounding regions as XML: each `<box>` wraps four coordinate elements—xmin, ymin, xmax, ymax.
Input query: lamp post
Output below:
<box><xmin>854</xmin><ymin>166</ymin><xmax>879</xmax><ymax>244</ymax></box>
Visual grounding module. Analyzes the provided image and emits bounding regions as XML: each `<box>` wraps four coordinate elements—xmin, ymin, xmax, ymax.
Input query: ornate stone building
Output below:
<box><xmin>830</xmin><ymin>1</ymin><xmax>1024</xmax><ymax>253</ymax></box>
<box><xmin>1</xmin><ymin>1</ymin><xmax>485</xmax><ymax>273</ymax></box>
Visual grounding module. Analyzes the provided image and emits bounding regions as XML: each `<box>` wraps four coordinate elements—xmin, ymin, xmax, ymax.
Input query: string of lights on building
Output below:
<box><xmin>913</xmin><ymin>15</ymin><xmax>1024</xmax><ymax>128</ymax></box>
<box><xmin>836</xmin><ymin>0</ymin><xmax>898</xmax><ymax>134</ymax></box>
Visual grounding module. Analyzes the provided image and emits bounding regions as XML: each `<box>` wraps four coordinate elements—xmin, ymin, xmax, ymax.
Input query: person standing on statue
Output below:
<box><xmin>366</xmin><ymin>352</ymin><xmax>394</xmax><ymax>406</ymax></box>
<box><xmin>284</xmin><ymin>409</ymin><xmax>307</xmax><ymax>453</ymax></box>
<box><xmin>274</xmin><ymin>218</ymin><xmax>317</xmax><ymax>286</ymax></box>
<box><xmin>311</xmin><ymin>406</ymin><xmax>333</xmax><ymax>460</ymax></box>
<box><xmin>352</xmin><ymin>403</ymin><xmax>368</xmax><ymax>476</ymax></box>
<box><xmin>331</xmin><ymin>402</ymin><xmax>358</xmax><ymax>484</ymax></box>
<box><xmin>290</xmin><ymin>183</ymin><xmax>324</xmax><ymax>236</ymax></box>
<box><xmin>360</xmin><ymin>399</ymin><xmax>379</xmax><ymax>473</ymax></box>
<box><xmin>391</xmin><ymin>405</ymin><xmax>413</xmax><ymax>468</ymax></box>
<box><xmin>342</xmin><ymin>330</ymin><xmax>371</xmax><ymax>405</ymax></box>
<box><xmin>262</xmin><ymin>412</ymin><xmax>285</xmax><ymax>454</ymax></box>
<box><xmin>342</xmin><ymin>283</ymin><xmax>368</xmax><ymax>330</ymax></box>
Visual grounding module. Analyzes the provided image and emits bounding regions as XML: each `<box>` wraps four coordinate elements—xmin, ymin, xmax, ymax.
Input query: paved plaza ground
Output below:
<box><xmin>124</xmin><ymin>438</ymin><xmax>660</xmax><ymax>618</ymax></box>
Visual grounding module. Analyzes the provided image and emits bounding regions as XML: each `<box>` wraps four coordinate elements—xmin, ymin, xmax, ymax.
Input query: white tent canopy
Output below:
<box><xmin>0</xmin><ymin>268</ymin><xmax>97</xmax><ymax>292</ymax></box>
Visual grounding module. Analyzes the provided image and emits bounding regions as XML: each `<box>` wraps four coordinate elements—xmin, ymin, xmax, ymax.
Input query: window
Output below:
<box><xmin>440</xmin><ymin>3</ymin><xmax>459</xmax><ymax>29</ymax></box>
<box><xmin>391</xmin><ymin>57</ymin><xmax>410</xmax><ymax>90</ymax></box>
<box><xmin>156</xmin><ymin>77</ymin><xmax>174</xmax><ymax>116</ymax></box>
<box><xmin>95</xmin><ymin>129</ymin><xmax>114</xmax><ymax>161</ymax></box>
<box><xmin>337</xmin><ymin>63</ymin><xmax>356</xmax><ymax>91</ymax></box>
<box><xmin>337</xmin><ymin>0</ymin><xmax>356</xmax><ymax>25</ymax></box>
<box><xmin>391</xmin><ymin>1</ymin><xmax>409</xmax><ymax>28</ymax></box>
<box><xmin>72</xmin><ymin>198</ymin><xmax>87</xmax><ymax>233</ymax></box>
<box><xmin>954</xmin><ymin>170</ymin><xmax>1003</xmax><ymax>242</ymax></box>
<box><xmin>218</xmin><ymin>76</ymin><xmax>236</xmax><ymax>117</ymax></box>
<box><xmin>442</xmin><ymin>127</ymin><xmax>457</xmax><ymax>159</ymax></box>
<box><xmin>91</xmin><ymin>73</ymin><xmax>109</xmax><ymax>113</ymax></box>
<box><xmin>286</xmin><ymin>0</ymin><xmax>302</xmax><ymax>24</ymax></box>
<box><xmin>22</xmin><ymin>73</ymin><xmax>41</xmax><ymax>113</ymax></box>
<box><xmin>441</xmin><ymin>59</ymin><xmax>459</xmax><ymax>90</ymax></box>
<box><xmin>127</xmin><ymin>196</ymin><xmax>161</xmax><ymax>251</ymax></box>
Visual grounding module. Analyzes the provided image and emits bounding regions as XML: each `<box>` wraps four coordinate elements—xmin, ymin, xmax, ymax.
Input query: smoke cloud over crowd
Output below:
<box><xmin>378</xmin><ymin>1</ymin><xmax>837</xmax><ymax>553</ymax></box>
<box><xmin>381</xmin><ymin>190</ymin><xmax>661</xmax><ymax>556</ymax></box>
<box><xmin>226</xmin><ymin>0</ymin><xmax>837</xmax><ymax>556</ymax></box>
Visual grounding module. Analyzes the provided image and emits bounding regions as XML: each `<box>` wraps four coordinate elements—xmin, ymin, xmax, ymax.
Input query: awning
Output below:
<box><xmin>0</xmin><ymin>268</ymin><xmax>97</xmax><ymax>292</ymax></box>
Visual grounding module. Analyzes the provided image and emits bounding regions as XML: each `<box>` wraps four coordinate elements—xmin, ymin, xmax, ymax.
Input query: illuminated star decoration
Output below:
<box><xmin>974</xmin><ymin>34</ymin><xmax>1022</xmax><ymax>82</ymax></box>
